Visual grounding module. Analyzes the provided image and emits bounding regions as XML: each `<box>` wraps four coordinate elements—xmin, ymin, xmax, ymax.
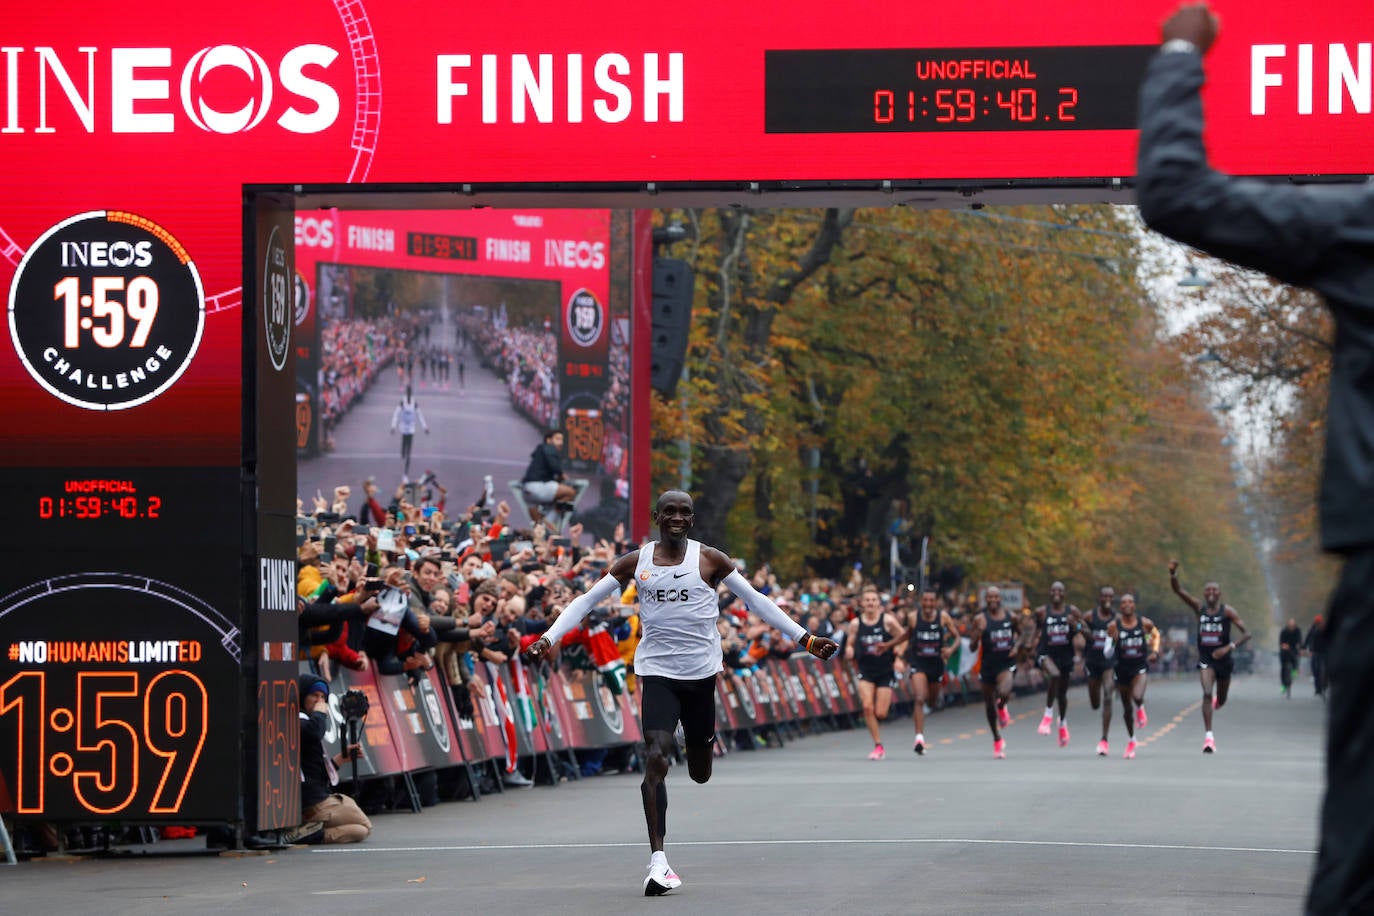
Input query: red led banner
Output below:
<box><xmin>2</xmin><ymin>0</ymin><xmax>1372</xmax><ymax>466</ymax></box>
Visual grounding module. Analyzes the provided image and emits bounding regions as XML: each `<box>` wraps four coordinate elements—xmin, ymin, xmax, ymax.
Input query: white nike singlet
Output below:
<box><xmin>632</xmin><ymin>539</ymin><xmax>722</xmax><ymax>680</ymax></box>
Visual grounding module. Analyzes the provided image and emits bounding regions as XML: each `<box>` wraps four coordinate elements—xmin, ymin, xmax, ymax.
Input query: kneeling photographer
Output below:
<box><xmin>299</xmin><ymin>674</ymin><xmax>372</xmax><ymax>845</ymax></box>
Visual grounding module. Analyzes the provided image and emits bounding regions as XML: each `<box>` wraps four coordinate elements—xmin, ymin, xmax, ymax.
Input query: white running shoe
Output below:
<box><xmin>644</xmin><ymin>860</ymin><xmax>677</xmax><ymax>896</ymax></box>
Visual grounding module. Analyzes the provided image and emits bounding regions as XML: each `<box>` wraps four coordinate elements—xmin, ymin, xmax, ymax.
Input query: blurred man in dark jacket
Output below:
<box><xmin>1137</xmin><ymin>5</ymin><xmax>1374</xmax><ymax>912</ymax></box>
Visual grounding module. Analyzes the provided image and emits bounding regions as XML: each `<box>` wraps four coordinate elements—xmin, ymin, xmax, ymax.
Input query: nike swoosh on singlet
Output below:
<box><xmin>672</xmin><ymin>572</ymin><xmax>690</xmax><ymax>579</ymax></box>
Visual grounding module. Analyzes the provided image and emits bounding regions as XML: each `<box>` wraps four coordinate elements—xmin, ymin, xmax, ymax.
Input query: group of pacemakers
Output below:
<box><xmin>841</xmin><ymin>561</ymin><xmax>1249</xmax><ymax>761</ymax></box>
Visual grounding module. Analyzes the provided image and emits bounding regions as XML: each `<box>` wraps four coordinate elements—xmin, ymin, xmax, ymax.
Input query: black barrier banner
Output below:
<box><xmin>745</xmin><ymin>671</ymin><xmax>777</xmax><ymax>726</ymax></box>
<box><xmin>544</xmin><ymin>670</ymin><xmax>587</xmax><ymax>752</ymax></box>
<box><xmin>534</xmin><ymin>667</ymin><xmax>571</xmax><ymax>754</ymax></box>
<box><xmin>840</xmin><ymin>661</ymin><xmax>865</xmax><ymax>714</ymax></box>
<box><xmin>424</xmin><ymin>667</ymin><xmax>477</xmax><ymax>768</ymax></box>
<box><xmin>817</xmin><ymin>662</ymin><xmax>852</xmax><ymax>716</ymax></box>
<box><xmin>491</xmin><ymin>661</ymin><xmax>538</xmax><ymax>763</ymax></box>
<box><xmin>795</xmin><ymin>657</ymin><xmax>836</xmax><ymax>719</ymax></box>
<box><xmin>773</xmin><ymin>661</ymin><xmax>810</xmax><ymax>720</ymax></box>
<box><xmin>558</xmin><ymin>668</ymin><xmax>641</xmax><ymax>748</ymax></box>
<box><xmin>722</xmin><ymin>671</ymin><xmax>759</xmax><ymax>730</ymax></box>
<box><xmin>472</xmin><ymin>661</ymin><xmax>516</xmax><ymax>769</ymax></box>
<box><xmin>715</xmin><ymin>676</ymin><xmax>740</xmax><ymax>733</ymax></box>
<box><xmin>374</xmin><ymin>668</ymin><xmax>465</xmax><ymax>772</ymax></box>
<box><xmin>764</xmin><ymin>665</ymin><xmax>800</xmax><ymax>722</ymax></box>
<box><xmin>451</xmin><ymin>665</ymin><xmax>507</xmax><ymax>765</ymax></box>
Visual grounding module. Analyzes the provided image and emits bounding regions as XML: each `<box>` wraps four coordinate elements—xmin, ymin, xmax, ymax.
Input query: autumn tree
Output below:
<box><xmin>651</xmin><ymin>204</ymin><xmax>1266</xmax><ymax>632</ymax></box>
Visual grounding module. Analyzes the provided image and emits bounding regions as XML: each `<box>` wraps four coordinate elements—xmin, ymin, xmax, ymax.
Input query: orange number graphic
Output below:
<box><xmin>0</xmin><ymin>671</ymin><xmax>46</xmax><ymax>812</ymax></box>
<box><xmin>73</xmin><ymin>672</ymin><xmax>139</xmax><ymax>814</ymax></box>
<box><xmin>144</xmin><ymin>671</ymin><xmax>208</xmax><ymax>813</ymax></box>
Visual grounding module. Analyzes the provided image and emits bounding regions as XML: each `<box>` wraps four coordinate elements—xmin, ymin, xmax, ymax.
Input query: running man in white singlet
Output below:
<box><xmin>389</xmin><ymin>385</ymin><xmax>429</xmax><ymax>480</ymax></box>
<box><xmin>528</xmin><ymin>490</ymin><xmax>838</xmax><ymax>896</ymax></box>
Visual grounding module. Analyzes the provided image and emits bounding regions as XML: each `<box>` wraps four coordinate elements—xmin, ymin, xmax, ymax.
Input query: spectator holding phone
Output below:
<box><xmin>362</xmin><ymin>569</ymin><xmax>437</xmax><ymax>675</ymax></box>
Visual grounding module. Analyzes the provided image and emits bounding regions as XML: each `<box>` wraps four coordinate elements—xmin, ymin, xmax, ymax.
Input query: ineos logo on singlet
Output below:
<box><xmin>986</xmin><ymin>617</ymin><xmax>1014</xmax><ymax>650</ymax></box>
<box><xmin>914</xmin><ymin>618</ymin><xmax>942</xmax><ymax>656</ymax></box>
<box><xmin>1118</xmin><ymin>625</ymin><xmax>1145</xmax><ymax>659</ymax></box>
<box><xmin>1045</xmin><ymin>610</ymin><xmax>1071</xmax><ymax>646</ymax></box>
<box><xmin>1199</xmin><ymin>612</ymin><xmax>1225</xmax><ymax>645</ymax></box>
<box><xmin>646</xmin><ymin>588</ymin><xmax>690</xmax><ymax>602</ymax></box>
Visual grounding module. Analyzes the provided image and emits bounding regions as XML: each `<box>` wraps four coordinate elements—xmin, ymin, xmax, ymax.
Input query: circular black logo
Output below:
<box><xmin>293</xmin><ymin>271</ymin><xmax>311</xmax><ymax>327</ymax></box>
<box><xmin>8</xmin><ymin>211</ymin><xmax>204</xmax><ymax>411</ymax></box>
<box><xmin>263</xmin><ymin>226</ymin><xmax>291</xmax><ymax>372</ymax></box>
<box><xmin>565</xmin><ymin>288</ymin><xmax>603</xmax><ymax>348</ymax></box>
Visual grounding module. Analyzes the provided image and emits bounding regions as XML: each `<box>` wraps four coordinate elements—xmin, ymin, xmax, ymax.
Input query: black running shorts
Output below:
<box><xmin>639</xmin><ymin>674</ymin><xmax>718</xmax><ymax>748</ymax></box>
<box><xmin>910</xmin><ymin>659</ymin><xmax>946</xmax><ymax>684</ymax></box>
<box><xmin>857</xmin><ymin>660</ymin><xmax>897</xmax><ymax>687</ymax></box>
<box><xmin>1085</xmin><ymin>659</ymin><xmax>1114</xmax><ymax>682</ymax></box>
<box><xmin>980</xmin><ymin>658</ymin><xmax>1015</xmax><ymax>685</ymax></box>
<box><xmin>1198</xmin><ymin>654</ymin><xmax>1235</xmax><ymax>680</ymax></box>
<box><xmin>1037</xmin><ymin>650</ymin><xmax>1074</xmax><ymax>673</ymax></box>
<box><xmin>1114</xmin><ymin>663</ymin><xmax>1148</xmax><ymax>683</ymax></box>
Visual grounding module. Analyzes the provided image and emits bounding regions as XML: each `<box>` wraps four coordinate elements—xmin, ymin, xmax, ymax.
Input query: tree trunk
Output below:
<box><xmin>689</xmin><ymin>208</ymin><xmax>854</xmax><ymax>547</ymax></box>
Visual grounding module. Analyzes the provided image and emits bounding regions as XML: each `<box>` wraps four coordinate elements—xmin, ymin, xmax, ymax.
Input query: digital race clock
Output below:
<box><xmin>407</xmin><ymin>231</ymin><xmax>478</xmax><ymax>261</ymax></box>
<box><xmin>764</xmin><ymin>45</ymin><xmax>1156</xmax><ymax>133</ymax></box>
<box><xmin>23</xmin><ymin>471</ymin><xmax>208</xmax><ymax>530</ymax></box>
<box><xmin>38</xmin><ymin>495</ymin><xmax>163</xmax><ymax>520</ymax></box>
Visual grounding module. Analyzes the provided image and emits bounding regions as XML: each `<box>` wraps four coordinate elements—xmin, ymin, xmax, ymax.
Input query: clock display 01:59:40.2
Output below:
<box><xmin>39</xmin><ymin>495</ymin><xmax>162</xmax><ymax>520</ymax></box>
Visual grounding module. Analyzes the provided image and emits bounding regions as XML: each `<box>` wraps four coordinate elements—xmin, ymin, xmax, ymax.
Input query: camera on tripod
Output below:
<box><xmin>339</xmin><ymin>688</ymin><xmax>370</xmax><ymax>724</ymax></box>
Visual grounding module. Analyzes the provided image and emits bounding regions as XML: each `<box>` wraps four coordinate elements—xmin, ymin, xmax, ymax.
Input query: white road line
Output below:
<box><xmin>311</xmin><ymin>837</ymin><xmax>1315</xmax><ymax>856</ymax></box>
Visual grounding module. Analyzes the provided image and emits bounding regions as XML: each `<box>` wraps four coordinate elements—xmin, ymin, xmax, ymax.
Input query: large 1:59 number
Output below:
<box><xmin>55</xmin><ymin>276</ymin><xmax>159</xmax><ymax>349</ymax></box>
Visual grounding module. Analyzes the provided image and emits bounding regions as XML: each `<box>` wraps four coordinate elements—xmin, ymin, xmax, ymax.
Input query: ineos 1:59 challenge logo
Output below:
<box><xmin>8</xmin><ymin>211</ymin><xmax>204</xmax><ymax>411</ymax></box>
<box><xmin>565</xmin><ymin>288</ymin><xmax>603</xmax><ymax>348</ymax></box>
<box><xmin>263</xmin><ymin>226</ymin><xmax>291</xmax><ymax>371</ymax></box>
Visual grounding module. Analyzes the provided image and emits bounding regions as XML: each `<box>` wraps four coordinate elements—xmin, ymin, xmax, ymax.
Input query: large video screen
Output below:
<box><xmin>293</xmin><ymin>209</ymin><xmax>634</xmax><ymax>541</ymax></box>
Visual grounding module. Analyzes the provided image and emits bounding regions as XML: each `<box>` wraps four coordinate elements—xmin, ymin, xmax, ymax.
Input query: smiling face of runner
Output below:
<box><xmin>859</xmin><ymin>590</ymin><xmax>884</xmax><ymax>621</ymax></box>
<box><xmin>920</xmin><ymin>589</ymin><xmax>939</xmax><ymax>620</ymax></box>
<box><xmin>653</xmin><ymin>491</ymin><xmax>695</xmax><ymax>545</ymax></box>
<box><xmin>1049</xmin><ymin>581</ymin><xmax>1065</xmax><ymax>607</ymax></box>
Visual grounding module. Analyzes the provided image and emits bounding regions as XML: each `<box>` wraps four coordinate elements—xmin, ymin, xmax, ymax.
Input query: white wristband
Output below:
<box><xmin>1161</xmin><ymin>39</ymin><xmax>1199</xmax><ymax>55</ymax></box>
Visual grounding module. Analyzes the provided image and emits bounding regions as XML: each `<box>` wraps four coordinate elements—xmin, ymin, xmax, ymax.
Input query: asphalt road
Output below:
<box><xmin>4</xmin><ymin>674</ymin><xmax>1326</xmax><ymax>914</ymax></box>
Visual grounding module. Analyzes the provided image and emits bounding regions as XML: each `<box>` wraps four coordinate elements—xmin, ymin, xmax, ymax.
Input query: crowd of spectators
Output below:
<box><xmin>459</xmin><ymin>309</ymin><xmax>559</xmax><ymax>430</ymax></box>
<box><xmin>315</xmin><ymin>313</ymin><xmax>428</xmax><ymax>450</ymax></box>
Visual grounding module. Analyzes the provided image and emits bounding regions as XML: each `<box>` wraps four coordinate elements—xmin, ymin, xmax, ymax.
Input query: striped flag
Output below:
<box><xmin>486</xmin><ymin>661</ymin><xmax>519</xmax><ymax>774</ymax></box>
<box><xmin>510</xmin><ymin>655</ymin><xmax>538</xmax><ymax>733</ymax></box>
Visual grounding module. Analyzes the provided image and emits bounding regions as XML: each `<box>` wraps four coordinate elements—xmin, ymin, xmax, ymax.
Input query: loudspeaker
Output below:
<box><xmin>650</xmin><ymin>257</ymin><xmax>693</xmax><ymax>396</ymax></box>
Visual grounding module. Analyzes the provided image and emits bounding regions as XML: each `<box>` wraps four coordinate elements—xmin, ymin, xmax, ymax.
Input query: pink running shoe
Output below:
<box><xmin>1136</xmin><ymin>707</ymin><xmax>1148</xmax><ymax>728</ymax></box>
<box><xmin>1202</xmin><ymin>736</ymin><xmax>1216</xmax><ymax>754</ymax></box>
<box><xmin>993</xmin><ymin>738</ymin><xmax>1007</xmax><ymax>759</ymax></box>
<box><xmin>998</xmin><ymin>705</ymin><xmax>1012</xmax><ymax>729</ymax></box>
<box><xmin>1096</xmin><ymin>739</ymin><xmax>1109</xmax><ymax>757</ymax></box>
<box><xmin>1212</xmin><ymin>696</ymin><xmax>1219</xmax><ymax>710</ymax></box>
<box><xmin>1124</xmin><ymin>740</ymin><xmax>1137</xmax><ymax>759</ymax></box>
<box><xmin>867</xmin><ymin>744</ymin><xmax>886</xmax><ymax>760</ymax></box>
<box><xmin>1058</xmin><ymin>724</ymin><xmax>1070</xmax><ymax>748</ymax></box>
<box><xmin>1038</xmin><ymin>712</ymin><xmax>1053</xmax><ymax>735</ymax></box>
